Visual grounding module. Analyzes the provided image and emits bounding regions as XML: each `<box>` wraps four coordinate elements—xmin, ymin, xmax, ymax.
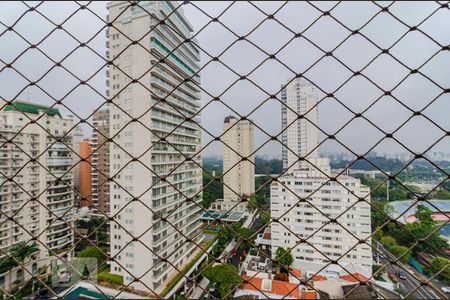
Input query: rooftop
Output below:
<box><xmin>2</xmin><ymin>100</ymin><xmax>62</xmax><ymax>118</ymax></box>
<box><xmin>201</xmin><ymin>209</ymin><xmax>244</xmax><ymax>223</ymax></box>
<box><xmin>240</xmin><ymin>275</ymin><xmax>301</xmax><ymax>298</ymax></box>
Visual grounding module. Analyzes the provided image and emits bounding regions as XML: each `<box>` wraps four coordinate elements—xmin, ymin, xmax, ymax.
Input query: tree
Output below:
<box><xmin>204</xmin><ymin>265</ymin><xmax>242</xmax><ymax>297</ymax></box>
<box><xmin>246</xmin><ymin>195</ymin><xmax>257</xmax><ymax>213</ymax></box>
<box><xmin>75</xmin><ymin>216</ymin><xmax>109</xmax><ymax>252</ymax></box>
<box><xmin>202</xmin><ymin>171</ymin><xmax>224</xmax><ymax>208</ymax></box>
<box><xmin>429</xmin><ymin>257</ymin><xmax>450</xmax><ymax>283</ymax></box>
<box><xmin>82</xmin><ymin>264</ymin><xmax>90</xmax><ymax>278</ymax></box>
<box><xmin>431</xmin><ymin>188</ymin><xmax>450</xmax><ymax>200</ymax></box>
<box><xmin>414</xmin><ymin>205</ymin><xmax>434</xmax><ymax>225</ymax></box>
<box><xmin>275</xmin><ymin>247</ymin><xmax>294</xmax><ymax>273</ymax></box>
<box><xmin>372</xmin><ymin>264</ymin><xmax>384</xmax><ymax>280</ymax></box>
<box><xmin>224</xmin><ymin>222</ymin><xmax>242</xmax><ymax>240</ymax></box>
<box><xmin>235</xmin><ymin>228</ymin><xmax>255</xmax><ymax>250</ymax></box>
<box><xmin>370</xmin><ymin>198</ymin><xmax>392</xmax><ymax>234</ymax></box>
<box><xmin>380</xmin><ymin>236</ymin><xmax>397</xmax><ymax>248</ymax></box>
<box><xmin>0</xmin><ymin>242</ymin><xmax>39</xmax><ymax>287</ymax></box>
<box><xmin>10</xmin><ymin>242</ymin><xmax>39</xmax><ymax>263</ymax></box>
<box><xmin>261</xmin><ymin>212</ymin><xmax>270</xmax><ymax>226</ymax></box>
<box><xmin>404</xmin><ymin>222</ymin><xmax>448</xmax><ymax>254</ymax></box>
<box><xmin>389</xmin><ymin>245</ymin><xmax>411</xmax><ymax>262</ymax></box>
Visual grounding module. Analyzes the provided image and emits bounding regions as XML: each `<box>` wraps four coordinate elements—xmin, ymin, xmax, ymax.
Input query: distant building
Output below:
<box><xmin>281</xmin><ymin>78</ymin><xmax>319</xmax><ymax>173</ymax></box>
<box><xmin>271</xmin><ymin>173</ymin><xmax>373</xmax><ymax>271</ymax></box>
<box><xmin>78</xmin><ymin>140</ymin><xmax>92</xmax><ymax>208</ymax></box>
<box><xmin>220</xmin><ymin>115</ymin><xmax>255</xmax><ymax>213</ymax></box>
<box><xmin>272</xmin><ymin>78</ymin><xmax>373</xmax><ymax>272</ymax></box>
<box><xmin>71</xmin><ymin>123</ymin><xmax>84</xmax><ymax>191</ymax></box>
<box><xmin>0</xmin><ymin>101</ymin><xmax>75</xmax><ymax>290</ymax></box>
<box><xmin>91</xmin><ymin>107</ymin><xmax>110</xmax><ymax>215</ymax></box>
<box><xmin>332</xmin><ymin>168</ymin><xmax>387</xmax><ymax>179</ymax></box>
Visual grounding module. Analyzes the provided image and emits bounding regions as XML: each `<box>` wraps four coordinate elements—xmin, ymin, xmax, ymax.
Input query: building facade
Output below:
<box><xmin>107</xmin><ymin>1</ymin><xmax>203</xmax><ymax>293</ymax></box>
<box><xmin>270</xmin><ymin>171</ymin><xmax>373</xmax><ymax>271</ymax></box>
<box><xmin>71</xmin><ymin>124</ymin><xmax>84</xmax><ymax>189</ymax></box>
<box><xmin>272</xmin><ymin>77</ymin><xmax>373</xmax><ymax>273</ymax></box>
<box><xmin>222</xmin><ymin>116</ymin><xmax>255</xmax><ymax>213</ymax></box>
<box><xmin>0</xmin><ymin>101</ymin><xmax>75</xmax><ymax>289</ymax></box>
<box><xmin>78</xmin><ymin>140</ymin><xmax>92</xmax><ymax>208</ymax></box>
<box><xmin>91</xmin><ymin>107</ymin><xmax>110</xmax><ymax>215</ymax></box>
<box><xmin>281</xmin><ymin>78</ymin><xmax>319</xmax><ymax>173</ymax></box>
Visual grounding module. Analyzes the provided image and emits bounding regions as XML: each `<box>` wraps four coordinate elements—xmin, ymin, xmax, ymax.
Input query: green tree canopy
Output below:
<box><xmin>429</xmin><ymin>257</ymin><xmax>450</xmax><ymax>283</ymax></box>
<box><xmin>380</xmin><ymin>236</ymin><xmax>397</xmax><ymax>248</ymax></box>
<box><xmin>204</xmin><ymin>265</ymin><xmax>242</xmax><ymax>297</ymax></box>
<box><xmin>404</xmin><ymin>222</ymin><xmax>448</xmax><ymax>254</ymax></box>
<box><xmin>275</xmin><ymin>247</ymin><xmax>294</xmax><ymax>273</ymax></box>
<box><xmin>414</xmin><ymin>204</ymin><xmax>434</xmax><ymax>225</ymax></box>
<box><xmin>235</xmin><ymin>228</ymin><xmax>256</xmax><ymax>250</ymax></box>
<box><xmin>371</xmin><ymin>199</ymin><xmax>392</xmax><ymax>231</ymax></box>
<box><xmin>388</xmin><ymin>245</ymin><xmax>411</xmax><ymax>262</ymax></box>
<box><xmin>202</xmin><ymin>171</ymin><xmax>224</xmax><ymax>208</ymax></box>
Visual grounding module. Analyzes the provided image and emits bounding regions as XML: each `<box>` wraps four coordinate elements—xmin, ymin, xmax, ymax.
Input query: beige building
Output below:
<box><xmin>220</xmin><ymin>116</ymin><xmax>255</xmax><ymax>213</ymax></box>
<box><xmin>107</xmin><ymin>1</ymin><xmax>203</xmax><ymax>294</ymax></box>
<box><xmin>91</xmin><ymin>107</ymin><xmax>110</xmax><ymax>215</ymax></box>
<box><xmin>0</xmin><ymin>101</ymin><xmax>75</xmax><ymax>290</ymax></box>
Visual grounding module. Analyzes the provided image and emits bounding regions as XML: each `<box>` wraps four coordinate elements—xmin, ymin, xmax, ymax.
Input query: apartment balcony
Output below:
<box><xmin>46</xmin><ymin>157</ymin><xmax>72</xmax><ymax>166</ymax></box>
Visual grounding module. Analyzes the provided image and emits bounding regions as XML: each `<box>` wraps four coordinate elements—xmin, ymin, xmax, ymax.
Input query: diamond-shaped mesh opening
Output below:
<box><xmin>0</xmin><ymin>1</ymin><xmax>449</xmax><ymax>299</ymax></box>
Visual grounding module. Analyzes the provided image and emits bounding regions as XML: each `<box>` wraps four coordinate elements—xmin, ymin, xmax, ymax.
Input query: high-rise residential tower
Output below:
<box><xmin>107</xmin><ymin>1</ymin><xmax>202</xmax><ymax>293</ymax></box>
<box><xmin>91</xmin><ymin>107</ymin><xmax>110</xmax><ymax>215</ymax></box>
<box><xmin>0</xmin><ymin>101</ymin><xmax>75</xmax><ymax>290</ymax></box>
<box><xmin>222</xmin><ymin>116</ymin><xmax>255</xmax><ymax>212</ymax></box>
<box><xmin>281</xmin><ymin>78</ymin><xmax>320</xmax><ymax>173</ymax></box>
<box><xmin>272</xmin><ymin>78</ymin><xmax>373</xmax><ymax>273</ymax></box>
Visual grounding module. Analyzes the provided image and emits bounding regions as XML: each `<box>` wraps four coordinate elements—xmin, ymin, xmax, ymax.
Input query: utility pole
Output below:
<box><xmin>386</xmin><ymin>172</ymin><xmax>390</xmax><ymax>201</ymax></box>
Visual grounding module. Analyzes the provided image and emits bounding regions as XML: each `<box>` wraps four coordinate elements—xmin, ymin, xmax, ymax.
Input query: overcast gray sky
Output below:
<box><xmin>1</xmin><ymin>1</ymin><xmax>449</xmax><ymax>158</ymax></box>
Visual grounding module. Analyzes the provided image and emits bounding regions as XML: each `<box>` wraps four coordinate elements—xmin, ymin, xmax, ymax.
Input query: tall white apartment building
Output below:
<box><xmin>222</xmin><ymin>116</ymin><xmax>255</xmax><ymax>212</ymax></box>
<box><xmin>272</xmin><ymin>78</ymin><xmax>373</xmax><ymax>273</ymax></box>
<box><xmin>270</xmin><ymin>172</ymin><xmax>373</xmax><ymax>271</ymax></box>
<box><xmin>281</xmin><ymin>78</ymin><xmax>319</xmax><ymax>173</ymax></box>
<box><xmin>107</xmin><ymin>1</ymin><xmax>203</xmax><ymax>293</ymax></box>
<box><xmin>0</xmin><ymin>101</ymin><xmax>74</xmax><ymax>289</ymax></box>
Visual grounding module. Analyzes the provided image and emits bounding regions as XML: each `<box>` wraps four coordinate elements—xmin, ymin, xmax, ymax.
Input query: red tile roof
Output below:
<box><xmin>340</xmin><ymin>272</ymin><xmax>369</xmax><ymax>283</ymax></box>
<box><xmin>263</xmin><ymin>231</ymin><xmax>271</xmax><ymax>239</ymax></box>
<box><xmin>311</xmin><ymin>274</ymin><xmax>327</xmax><ymax>281</ymax></box>
<box><xmin>302</xmin><ymin>291</ymin><xmax>318</xmax><ymax>299</ymax></box>
<box><xmin>241</xmin><ymin>276</ymin><xmax>300</xmax><ymax>298</ymax></box>
<box><xmin>290</xmin><ymin>268</ymin><xmax>302</xmax><ymax>278</ymax></box>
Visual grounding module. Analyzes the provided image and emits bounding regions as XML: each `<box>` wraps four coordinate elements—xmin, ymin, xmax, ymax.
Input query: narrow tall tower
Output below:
<box><xmin>91</xmin><ymin>107</ymin><xmax>110</xmax><ymax>215</ymax></box>
<box><xmin>223</xmin><ymin>116</ymin><xmax>255</xmax><ymax>212</ymax></box>
<box><xmin>281</xmin><ymin>78</ymin><xmax>319</xmax><ymax>172</ymax></box>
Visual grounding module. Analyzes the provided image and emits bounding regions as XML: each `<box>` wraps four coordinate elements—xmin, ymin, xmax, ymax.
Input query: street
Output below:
<box><xmin>376</xmin><ymin>242</ymin><xmax>447</xmax><ymax>299</ymax></box>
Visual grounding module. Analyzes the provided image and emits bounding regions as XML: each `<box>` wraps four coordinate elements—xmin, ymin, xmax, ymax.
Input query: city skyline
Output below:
<box><xmin>1</xmin><ymin>2</ymin><xmax>449</xmax><ymax>157</ymax></box>
<box><xmin>0</xmin><ymin>1</ymin><xmax>449</xmax><ymax>299</ymax></box>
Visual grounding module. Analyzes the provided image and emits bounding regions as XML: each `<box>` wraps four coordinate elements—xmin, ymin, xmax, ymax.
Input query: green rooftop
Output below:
<box><xmin>2</xmin><ymin>101</ymin><xmax>62</xmax><ymax>118</ymax></box>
